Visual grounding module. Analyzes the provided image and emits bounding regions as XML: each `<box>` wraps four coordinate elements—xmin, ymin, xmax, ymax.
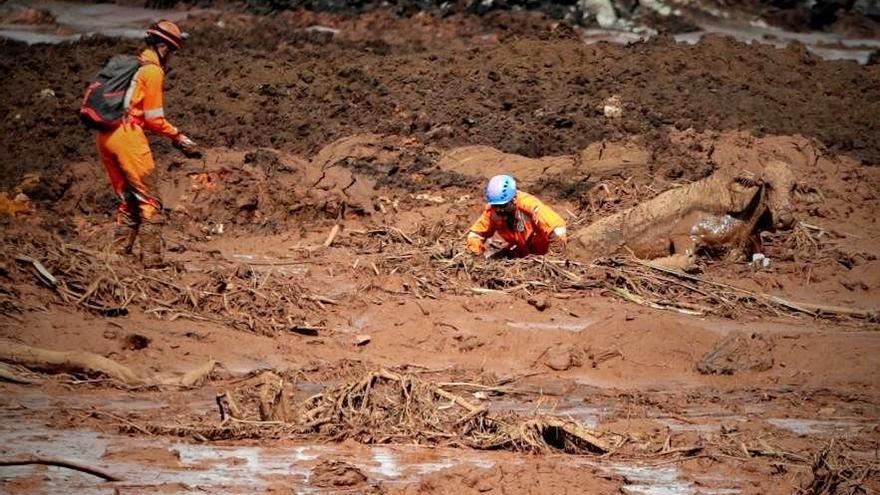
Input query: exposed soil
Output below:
<box><xmin>1</xmin><ymin>4</ymin><xmax>879</xmax><ymax>495</ymax></box>
<box><xmin>2</xmin><ymin>9</ymin><xmax>880</xmax><ymax>191</ymax></box>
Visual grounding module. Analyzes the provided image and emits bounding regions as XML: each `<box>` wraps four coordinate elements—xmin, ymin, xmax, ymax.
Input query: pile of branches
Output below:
<box><xmin>797</xmin><ymin>440</ymin><xmax>879</xmax><ymax>495</ymax></box>
<box><xmin>149</xmin><ymin>369</ymin><xmax>626</xmax><ymax>455</ymax></box>
<box><xmin>3</xmin><ymin>230</ymin><xmax>326</xmax><ymax>335</ymax></box>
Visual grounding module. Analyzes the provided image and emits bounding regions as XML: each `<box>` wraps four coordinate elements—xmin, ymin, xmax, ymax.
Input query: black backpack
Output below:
<box><xmin>79</xmin><ymin>55</ymin><xmax>143</xmax><ymax>131</ymax></box>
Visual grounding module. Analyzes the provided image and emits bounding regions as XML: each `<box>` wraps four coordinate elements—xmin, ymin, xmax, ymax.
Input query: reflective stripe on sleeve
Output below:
<box><xmin>143</xmin><ymin>107</ymin><xmax>165</xmax><ymax>119</ymax></box>
<box><xmin>467</xmin><ymin>231</ymin><xmax>484</xmax><ymax>239</ymax></box>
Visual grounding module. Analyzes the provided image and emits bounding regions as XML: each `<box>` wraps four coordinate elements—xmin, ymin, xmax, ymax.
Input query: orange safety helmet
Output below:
<box><xmin>145</xmin><ymin>20</ymin><xmax>185</xmax><ymax>50</ymax></box>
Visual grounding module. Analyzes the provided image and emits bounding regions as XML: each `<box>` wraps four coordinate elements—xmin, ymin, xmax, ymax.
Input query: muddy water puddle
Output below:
<box><xmin>0</xmin><ymin>0</ymin><xmax>189</xmax><ymax>44</ymax></box>
<box><xmin>0</xmin><ymin>419</ymin><xmax>503</xmax><ymax>493</ymax></box>
<box><xmin>767</xmin><ymin>418</ymin><xmax>876</xmax><ymax>436</ymax></box>
<box><xmin>1</xmin><ymin>388</ymin><xmax>874</xmax><ymax>493</ymax></box>
<box><xmin>0</xmin><ymin>419</ymin><xmax>747</xmax><ymax>495</ymax></box>
<box><xmin>581</xmin><ymin>20</ymin><xmax>879</xmax><ymax>64</ymax></box>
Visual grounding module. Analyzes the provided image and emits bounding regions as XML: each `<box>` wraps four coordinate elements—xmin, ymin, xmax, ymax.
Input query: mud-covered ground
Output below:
<box><xmin>2</xmin><ymin>7</ymin><xmax>880</xmax><ymax>190</ymax></box>
<box><xmin>1</xmin><ymin>4</ymin><xmax>880</xmax><ymax>494</ymax></box>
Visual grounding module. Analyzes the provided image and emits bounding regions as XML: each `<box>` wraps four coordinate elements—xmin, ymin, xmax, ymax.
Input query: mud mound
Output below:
<box><xmin>50</xmin><ymin>147</ymin><xmax>378</xmax><ymax>235</ymax></box>
<box><xmin>697</xmin><ymin>332</ymin><xmax>775</xmax><ymax>375</ymax></box>
<box><xmin>311</xmin><ymin>459</ymin><xmax>373</xmax><ymax>489</ymax></box>
<box><xmin>163</xmin><ymin>148</ymin><xmax>376</xmax><ymax>233</ymax></box>
<box><xmin>311</xmin><ymin>134</ymin><xmax>473</xmax><ymax>191</ymax></box>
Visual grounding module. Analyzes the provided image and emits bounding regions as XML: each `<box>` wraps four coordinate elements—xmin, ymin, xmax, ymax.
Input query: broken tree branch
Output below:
<box><xmin>0</xmin><ymin>457</ymin><xmax>121</xmax><ymax>482</ymax></box>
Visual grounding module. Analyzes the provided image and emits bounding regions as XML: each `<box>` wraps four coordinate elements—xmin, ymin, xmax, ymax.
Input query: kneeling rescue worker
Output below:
<box><xmin>95</xmin><ymin>20</ymin><xmax>197</xmax><ymax>268</ymax></box>
<box><xmin>467</xmin><ymin>175</ymin><xmax>567</xmax><ymax>257</ymax></box>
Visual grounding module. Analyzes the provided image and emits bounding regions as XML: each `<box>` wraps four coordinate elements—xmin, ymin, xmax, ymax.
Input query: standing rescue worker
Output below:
<box><xmin>97</xmin><ymin>20</ymin><xmax>197</xmax><ymax>268</ymax></box>
<box><xmin>467</xmin><ymin>175</ymin><xmax>567</xmax><ymax>257</ymax></box>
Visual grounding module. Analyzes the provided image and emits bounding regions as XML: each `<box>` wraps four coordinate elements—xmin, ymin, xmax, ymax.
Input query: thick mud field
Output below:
<box><xmin>1</xmin><ymin>2</ymin><xmax>880</xmax><ymax>494</ymax></box>
<box><xmin>2</xmin><ymin>6</ymin><xmax>880</xmax><ymax>190</ymax></box>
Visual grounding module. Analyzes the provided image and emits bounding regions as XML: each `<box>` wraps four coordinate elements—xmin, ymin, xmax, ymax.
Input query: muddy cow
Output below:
<box><xmin>570</xmin><ymin>160</ymin><xmax>797</xmax><ymax>268</ymax></box>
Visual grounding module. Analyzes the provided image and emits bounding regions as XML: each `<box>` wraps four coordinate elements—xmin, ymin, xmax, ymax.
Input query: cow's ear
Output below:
<box><xmin>731</xmin><ymin>174</ymin><xmax>759</xmax><ymax>192</ymax></box>
<box><xmin>792</xmin><ymin>182</ymin><xmax>823</xmax><ymax>204</ymax></box>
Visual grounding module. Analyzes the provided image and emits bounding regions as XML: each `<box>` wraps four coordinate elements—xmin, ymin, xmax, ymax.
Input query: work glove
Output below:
<box><xmin>173</xmin><ymin>133</ymin><xmax>201</xmax><ymax>158</ymax></box>
<box><xmin>548</xmin><ymin>227</ymin><xmax>567</xmax><ymax>256</ymax></box>
<box><xmin>466</xmin><ymin>232</ymin><xmax>486</xmax><ymax>255</ymax></box>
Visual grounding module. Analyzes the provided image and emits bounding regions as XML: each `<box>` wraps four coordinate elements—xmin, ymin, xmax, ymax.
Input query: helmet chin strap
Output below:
<box><xmin>156</xmin><ymin>44</ymin><xmax>171</xmax><ymax>67</ymax></box>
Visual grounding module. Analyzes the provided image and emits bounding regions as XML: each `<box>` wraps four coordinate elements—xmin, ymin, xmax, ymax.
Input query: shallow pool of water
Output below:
<box><xmin>0</xmin><ymin>0</ymin><xmax>188</xmax><ymax>44</ymax></box>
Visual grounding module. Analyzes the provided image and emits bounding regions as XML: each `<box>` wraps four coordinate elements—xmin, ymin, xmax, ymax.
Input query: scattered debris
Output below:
<box><xmin>751</xmin><ymin>253</ymin><xmax>772</xmax><ymax>270</ymax></box>
<box><xmin>797</xmin><ymin>440</ymin><xmax>879</xmax><ymax>495</ymax></box>
<box><xmin>209</xmin><ymin>369</ymin><xmax>623</xmax><ymax>454</ymax></box>
<box><xmin>602</xmin><ymin>95</ymin><xmax>623</xmax><ymax>118</ymax></box>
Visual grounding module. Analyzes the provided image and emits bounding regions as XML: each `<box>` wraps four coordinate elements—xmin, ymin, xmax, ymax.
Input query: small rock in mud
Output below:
<box><xmin>16</xmin><ymin>172</ymin><xmax>71</xmax><ymax>202</ymax></box>
<box><xmin>602</xmin><ymin>95</ymin><xmax>624</xmax><ymax>119</ymax></box>
<box><xmin>184</xmin><ymin>331</ymin><xmax>206</xmax><ymax>341</ymax></box>
<box><xmin>697</xmin><ymin>331</ymin><xmax>774</xmax><ymax>375</ymax></box>
<box><xmin>527</xmin><ymin>296</ymin><xmax>551</xmax><ymax>311</ymax></box>
<box><xmin>311</xmin><ymin>459</ymin><xmax>369</xmax><ymax>488</ymax></box>
<box><xmin>235</xmin><ymin>194</ymin><xmax>259</xmax><ymax>211</ymax></box>
<box><xmin>543</xmin><ymin>344</ymin><xmax>581</xmax><ymax>371</ymax></box>
<box><xmin>124</xmin><ymin>333</ymin><xmax>151</xmax><ymax>351</ymax></box>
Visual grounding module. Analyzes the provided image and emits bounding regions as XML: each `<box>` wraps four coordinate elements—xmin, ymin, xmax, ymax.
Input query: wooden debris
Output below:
<box><xmin>0</xmin><ymin>340</ymin><xmax>216</xmax><ymax>388</ymax></box>
<box><xmin>0</xmin><ymin>457</ymin><xmax>121</xmax><ymax>482</ymax></box>
<box><xmin>323</xmin><ymin>224</ymin><xmax>342</xmax><ymax>248</ymax></box>
<box><xmin>0</xmin><ymin>362</ymin><xmax>40</xmax><ymax>384</ymax></box>
<box><xmin>290</xmin><ymin>325</ymin><xmax>322</xmax><ymax>336</ymax></box>
<box><xmin>208</xmin><ymin>368</ymin><xmax>620</xmax><ymax>455</ymax></box>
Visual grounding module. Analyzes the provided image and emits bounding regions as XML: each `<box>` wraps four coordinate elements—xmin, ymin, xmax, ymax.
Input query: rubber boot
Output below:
<box><xmin>140</xmin><ymin>222</ymin><xmax>166</xmax><ymax>269</ymax></box>
<box><xmin>111</xmin><ymin>223</ymin><xmax>139</xmax><ymax>256</ymax></box>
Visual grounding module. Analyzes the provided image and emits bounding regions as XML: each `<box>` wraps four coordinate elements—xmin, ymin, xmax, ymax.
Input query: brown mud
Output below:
<box><xmin>1</xmin><ymin>5</ymin><xmax>880</xmax><ymax>495</ymax></box>
<box><xmin>2</xmin><ymin>9</ymin><xmax>880</xmax><ymax>191</ymax></box>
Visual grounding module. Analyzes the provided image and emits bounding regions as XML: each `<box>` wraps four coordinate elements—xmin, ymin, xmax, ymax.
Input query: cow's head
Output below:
<box><xmin>723</xmin><ymin>169</ymin><xmax>764</xmax><ymax>215</ymax></box>
<box><xmin>762</xmin><ymin>160</ymin><xmax>796</xmax><ymax>230</ymax></box>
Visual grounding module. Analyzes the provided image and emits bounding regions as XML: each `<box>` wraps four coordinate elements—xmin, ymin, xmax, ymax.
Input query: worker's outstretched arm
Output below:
<box><xmin>139</xmin><ymin>64</ymin><xmax>181</xmax><ymax>140</ymax></box>
<box><xmin>467</xmin><ymin>209</ymin><xmax>495</xmax><ymax>255</ymax></box>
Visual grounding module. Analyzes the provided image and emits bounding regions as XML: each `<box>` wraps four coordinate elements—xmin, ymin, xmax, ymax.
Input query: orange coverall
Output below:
<box><xmin>466</xmin><ymin>191</ymin><xmax>567</xmax><ymax>257</ymax></box>
<box><xmin>96</xmin><ymin>48</ymin><xmax>181</xmax><ymax>225</ymax></box>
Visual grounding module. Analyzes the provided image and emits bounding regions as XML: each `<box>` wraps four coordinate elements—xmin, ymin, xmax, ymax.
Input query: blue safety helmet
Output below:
<box><xmin>485</xmin><ymin>175</ymin><xmax>517</xmax><ymax>205</ymax></box>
